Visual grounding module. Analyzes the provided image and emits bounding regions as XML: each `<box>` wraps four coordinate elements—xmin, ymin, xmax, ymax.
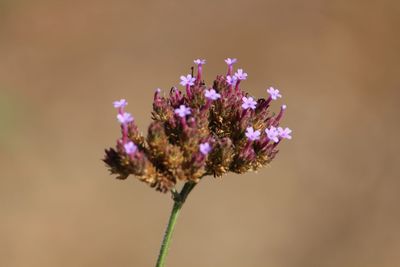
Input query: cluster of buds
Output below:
<box><xmin>104</xmin><ymin>58</ymin><xmax>292</xmax><ymax>193</ymax></box>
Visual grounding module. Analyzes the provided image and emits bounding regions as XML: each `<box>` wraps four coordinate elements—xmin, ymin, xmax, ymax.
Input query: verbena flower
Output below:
<box><xmin>234</xmin><ymin>68</ymin><xmax>248</xmax><ymax>80</ymax></box>
<box><xmin>278</xmin><ymin>127</ymin><xmax>292</xmax><ymax>140</ymax></box>
<box><xmin>224</xmin><ymin>58</ymin><xmax>237</xmax><ymax>65</ymax></box>
<box><xmin>124</xmin><ymin>141</ymin><xmax>138</xmax><ymax>155</ymax></box>
<box><xmin>180</xmin><ymin>74</ymin><xmax>196</xmax><ymax>87</ymax></box>
<box><xmin>194</xmin><ymin>59</ymin><xmax>206</xmax><ymax>65</ymax></box>
<box><xmin>113</xmin><ymin>99</ymin><xmax>128</xmax><ymax>109</ymax></box>
<box><xmin>245</xmin><ymin>127</ymin><xmax>261</xmax><ymax>141</ymax></box>
<box><xmin>242</xmin><ymin>96</ymin><xmax>257</xmax><ymax>110</ymax></box>
<box><xmin>174</xmin><ymin>105</ymin><xmax>191</xmax><ymax>118</ymax></box>
<box><xmin>104</xmin><ymin>58</ymin><xmax>292</xmax><ymax>193</ymax></box>
<box><xmin>226</xmin><ymin>75</ymin><xmax>237</xmax><ymax>86</ymax></box>
<box><xmin>199</xmin><ymin>142</ymin><xmax>212</xmax><ymax>155</ymax></box>
<box><xmin>204</xmin><ymin>89</ymin><xmax>221</xmax><ymax>100</ymax></box>
<box><xmin>225</xmin><ymin>58</ymin><xmax>237</xmax><ymax>76</ymax></box>
<box><xmin>265</xmin><ymin>126</ymin><xmax>279</xmax><ymax>143</ymax></box>
<box><xmin>117</xmin><ymin>112</ymin><xmax>134</xmax><ymax>124</ymax></box>
<box><xmin>267</xmin><ymin>87</ymin><xmax>282</xmax><ymax>100</ymax></box>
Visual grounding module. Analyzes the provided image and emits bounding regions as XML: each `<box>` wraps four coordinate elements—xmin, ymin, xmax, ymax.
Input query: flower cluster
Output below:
<box><xmin>104</xmin><ymin>58</ymin><xmax>292</xmax><ymax>193</ymax></box>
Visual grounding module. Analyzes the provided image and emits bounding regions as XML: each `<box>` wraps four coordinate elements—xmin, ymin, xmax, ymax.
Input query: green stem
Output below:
<box><xmin>155</xmin><ymin>181</ymin><xmax>196</xmax><ymax>267</ymax></box>
<box><xmin>155</xmin><ymin>201</ymin><xmax>182</xmax><ymax>267</ymax></box>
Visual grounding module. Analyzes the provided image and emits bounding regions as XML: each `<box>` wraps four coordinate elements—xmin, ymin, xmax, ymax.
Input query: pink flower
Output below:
<box><xmin>180</xmin><ymin>74</ymin><xmax>196</xmax><ymax>87</ymax></box>
<box><xmin>225</xmin><ymin>58</ymin><xmax>237</xmax><ymax>65</ymax></box>
<box><xmin>117</xmin><ymin>112</ymin><xmax>134</xmax><ymax>124</ymax></box>
<box><xmin>234</xmin><ymin>69</ymin><xmax>248</xmax><ymax>80</ymax></box>
<box><xmin>113</xmin><ymin>99</ymin><xmax>128</xmax><ymax>109</ymax></box>
<box><xmin>174</xmin><ymin>105</ymin><xmax>191</xmax><ymax>118</ymax></box>
<box><xmin>226</xmin><ymin>75</ymin><xmax>237</xmax><ymax>86</ymax></box>
<box><xmin>265</xmin><ymin>126</ymin><xmax>279</xmax><ymax>143</ymax></box>
<box><xmin>199</xmin><ymin>142</ymin><xmax>212</xmax><ymax>155</ymax></box>
<box><xmin>267</xmin><ymin>87</ymin><xmax>282</xmax><ymax>100</ymax></box>
<box><xmin>194</xmin><ymin>59</ymin><xmax>206</xmax><ymax>65</ymax></box>
<box><xmin>245</xmin><ymin>127</ymin><xmax>261</xmax><ymax>141</ymax></box>
<box><xmin>204</xmin><ymin>89</ymin><xmax>221</xmax><ymax>100</ymax></box>
<box><xmin>278</xmin><ymin>127</ymin><xmax>292</xmax><ymax>140</ymax></box>
<box><xmin>242</xmin><ymin>96</ymin><xmax>257</xmax><ymax>110</ymax></box>
<box><xmin>124</xmin><ymin>141</ymin><xmax>138</xmax><ymax>155</ymax></box>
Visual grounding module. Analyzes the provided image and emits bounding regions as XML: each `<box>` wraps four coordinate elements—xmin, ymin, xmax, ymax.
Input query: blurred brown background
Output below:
<box><xmin>1</xmin><ymin>0</ymin><xmax>400</xmax><ymax>266</ymax></box>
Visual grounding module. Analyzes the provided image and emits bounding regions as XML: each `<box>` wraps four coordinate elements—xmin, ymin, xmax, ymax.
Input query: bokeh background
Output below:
<box><xmin>1</xmin><ymin>0</ymin><xmax>400</xmax><ymax>266</ymax></box>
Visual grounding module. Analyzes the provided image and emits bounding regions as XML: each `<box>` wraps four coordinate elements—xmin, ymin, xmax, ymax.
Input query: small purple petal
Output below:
<box><xmin>278</xmin><ymin>127</ymin><xmax>292</xmax><ymax>140</ymax></box>
<box><xmin>174</xmin><ymin>105</ymin><xmax>191</xmax><ymax>118</ymax></box>
<box><xmin>245</xmin><ymin>127</ymin><xmax>261</xmax><ymax>141</ymax></box>
<box><xmin>194</xmin><ymin>59</ymin><xmax>206</xmax><ymax>65</ymax></box>
<box><xmin>241</xmin><ymin>96</ymin><xmax>257</xmax><ymax>110</ymax></box>
<box><xmin>117</xmin><ymin>112</ymin><xmax>134</xmax><ymax>124</ymax></box>
<box><xmin>234</xmin><ymin>69</ymin><xmax>248</xmax><ymax>80</ymax></box>
<box><xmin>267</xmin><ymin>87</ymin><xmax>282</xmax><ymax>100</ymax></box>
<box><xmin>265</xmin><ymin>126</ymin><xmax>279</xmax><ymax>143</ymax></box>
<box><xmin>204</xmin><ymin>89</ymin><xmax>221</xmax><ymax>100</ymax></box>
<box><xmin>124</xmin><ymin>141</ymin><xmax>137</xmax><ymax>155</ymax></box>
<box><xmin>113</xmin><ymin>99</ymin><xmax>128</xmax><ymax>108</ymax></box>
<box><xmin>180</xmin><ymin>74</ymin><xmax>196</xmax><ymax>86</ymax></box>
<box><xmin>199</xmin><ymin>142</ymin><xmax>212</xmax><ymax>155</ymax></box>
<box><xmin>226</xmin><ymin>75</ymin><xmax>237</xmax><ymax>86</ymax></box>
<box><xmin>224</xmin><ymin>58</ymin><xmax>237</xmax><ymax>65</ymax></box>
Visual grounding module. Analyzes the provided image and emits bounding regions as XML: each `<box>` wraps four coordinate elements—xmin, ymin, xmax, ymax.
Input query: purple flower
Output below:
<box><xmin>278</xmin><ymin>127</ymin><xmax>292</xmax><ymax>140</ymax></box>
<box><xmin>234</xmin><ymin>69</ymin><xmax>248</xmax><ymax>80</ymax></box>
<box><xmin>180</xmin><ymin>74</ymin><xmax>196</xmax><ymax>87</ymax></box>
<box><xmin>267</xmin><ymin>87</ymin><xmax>282</xmax><ymax>100</ymax></box>
<box><xmin>117</xmin><ymin>112</ymin><xmax>134</xmax><ymax>124</ymax></box>
<box><xmin>204</xmin><ymin>89</ymin><xmax>221</xmax><ymax>100</ymax></box>
<box><xmin>245</xmin><ymin>127</ymin><xmax>261</xmax><ymax>141</ymax></box>
<box><xmin>174</xmin><ymin>105</ymin><xmax>191</xmax><ymax>118</ymax></box>
<box><xmin>113</xmin><ymin>99</ymin><xmax>128</xmax><ymax>109</ymax></box>
<box><xmin>226</xmin><ymin>75</ymin><xmax>237</xmax><ymax>86</ymax></box>
<box><xmin>265</xmin><ymin>126</ymin><xmax>279</xmax><ymax>143</ymax></box>
<box><xmin>199</xmin><ymin>142</ymin><xmax>212</xmax><ymax>155</ymax></box>
<box><xmin>225</xmin><ymin>58</ymin><xmax>237</xmax><ymax>65</ymax></box>
<box><xmin>124</xmin><ymin>141</ymin><xmax>138</xmax><ymax>155</ymax></box>
<box><xmin>242</xmin><ymin>96</ymin><xmax>257</xmax><ymax>110</ymax></box>
<box><xmin>194</xmin><ymin>59</ymin><xmax>206</xmax><ymax>65</ymax></box>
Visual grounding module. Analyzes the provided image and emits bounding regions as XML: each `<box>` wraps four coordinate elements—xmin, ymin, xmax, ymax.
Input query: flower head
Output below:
<box><xmin>234</xmin><ymin>69</ymin><xmax>248</xmax><ymax>80</ymax></box>
<box><xmin>242</xmin><ymin>96</ymin><xmax>257</xmax><ymax>110</ymax></box>
<box><xmin>174</xmin><ymin>105</ymin><xmax>191</xmax><ymax>118</ymax></box>
<box><xmin>199</xmin><ymin>142</ymin><xmax>212</xmax><ymax>155</ymax></box>
<box><xmin>226</xmin><ymin>75</ymin><xmax>237</xmax><ymax>86</ymax></box>
<box><xmin>265</xmin><ymin>126</ymin><xmax>279</xmax><ymax>143</ymax></box>
<box><xmin>278</xmin><ymin>127</ymin><xmax>292</xmax><ymax>140</ymax></box>
<box><xmin>225</xmin><ymin>58</ymin><xmax>237</xmax><ymax>65</ymax></box>
<box><xmin>117</xmin><ymin>112</ymin><xmax>134</xmax><ymax>124</ymax></box>
<box><xmin>124</xmin><ymin>141</ymin><xmax>138</xmax><ymax>155</ymax></box>
<box><xmin>180</xmin><ymin>74</ymin><xmax>196</xmax><ymax>87</ymax></box>
<box><xmin>194</xmin><ymin>59</ymin><xmax>206</xmax><ymax>65</ymax></box>
<box><xmin>113</xmin><ymin>99</ymin><xmax>128</xmax><ymax>109</ymax></box>
<box><xmin>204</xmin><ymin>89</ymin><xmax>221</xmax><ymax>101</ymax></box>
<box><xmin>245</xmin><ymin>127</ymin><xmax>261</xmax><ymax>141</ymax></box>
<box><xmin>104</xmin><ymin>58</ymin><xmax>292</xmax><ymax>194</ymax></box>
<box><xmin>267</xmin><ymin>87</ymin><xmax>282</xmax><ymax>100</ymax></box>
